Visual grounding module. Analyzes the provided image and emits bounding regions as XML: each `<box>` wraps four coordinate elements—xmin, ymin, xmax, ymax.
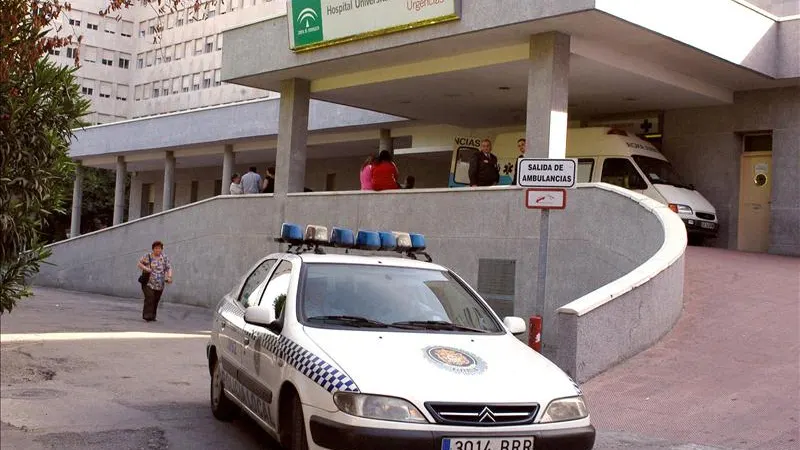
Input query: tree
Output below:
<box><xmin>1</xmin><ymin>0</ymin><xmax>215</xmax><ymax>314</ymax></box>
<box><xmin>0</xmin><ymin>0</ymin><xmax>90</xmax><ymax>314</ymax></box>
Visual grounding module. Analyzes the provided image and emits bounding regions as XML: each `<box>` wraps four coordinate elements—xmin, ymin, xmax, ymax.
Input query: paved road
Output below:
<box><xmin>1</xmin><ymin>247</ymin><xmax>797</xmax><ymax>449</ymax></box>
<box><xmin>583</xmin><ymin>247</ymin><xmax>800</xmax><ymax>450</ymax></box>
<box><xmin>0</xmin><ymin>289</ymin><xmax>275</xmax><ymax>450</ymax></box>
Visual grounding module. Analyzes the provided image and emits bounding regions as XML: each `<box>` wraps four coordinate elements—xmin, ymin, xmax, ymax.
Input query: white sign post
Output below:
<box><xmin>517</xmin><ymin>158</ymin><xmax>577</xmax><ymax>345</ymax></box>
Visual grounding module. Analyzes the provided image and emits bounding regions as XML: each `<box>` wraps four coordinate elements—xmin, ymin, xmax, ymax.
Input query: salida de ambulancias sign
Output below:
<box><xmin>516</xmin><ymin>158</ymin><xmax>577</xmax><ymax>188</ymax></box>
<box><xmin>288</xmin><ymin>0</ymin><xmax>461</xmax><ymax>51</ymax></box>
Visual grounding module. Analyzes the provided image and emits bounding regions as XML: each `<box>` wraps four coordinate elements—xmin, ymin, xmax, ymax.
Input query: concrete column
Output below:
<box><xmin>275</xmin><ymin>78</ymin><xmax>310</xmax><ymax>195</ymax></box>
<box><xmin>113</xmin><ymin>156</ymin><xmax>127</xmax><ymax>225</ymax></box>
<box><xmin>525</xmin><ymin>32</ymin><xmax>570</xmax><ymax>159</ymax></box>
<box><xmin>128</xmin><ymin>172</ymin><xmax>142</xmax><ymax>221</ymax></box>
<box><xmin>70</xmin><ymin>163</ymin><xmax>83</xmax><ymax>238</ymax></box>
<box><xmin>221</xmin><ymin>145</ymin><xmax>234</xmax><ymax>195</ymax></box>
<box><xmin>522</xmin><ymin>32</ymin><xmax>571</xmax><ymax>360</ymax></box>
<box><xmin>162</xmin><ymin>151</ymin><xmax>175</xmax><ymax>211</ymax></box>
<box><xmin>379</xmin><ymin>128</ymin><xmax>393</xmax><ymax>155</ymax></box>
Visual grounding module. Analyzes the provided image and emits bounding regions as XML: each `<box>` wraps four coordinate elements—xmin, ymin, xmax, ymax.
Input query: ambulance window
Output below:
<box><xmin>577</xmin><ymin>158</ymin><xmax>594</xmax><ymax>182</ymax></box>
<box><xmin>601</xmin><ymin>158</ymin><xmax>647</xmax><ymax>190</ymax></box>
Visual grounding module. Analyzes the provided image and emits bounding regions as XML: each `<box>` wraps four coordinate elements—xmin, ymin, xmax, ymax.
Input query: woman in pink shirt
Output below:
<box><xmin>360</xmin><ymin>155</ymin><xmax>375</xmax><ymax>190</ymax></box>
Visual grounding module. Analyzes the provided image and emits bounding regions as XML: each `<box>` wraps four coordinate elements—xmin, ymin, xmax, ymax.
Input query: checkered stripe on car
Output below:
<box><xmin>277</xmin><ymin>336</ymin><xmax>360</xmax><ymax>393</ymax></box>
<box><xmin>246</xmin><ymin>328</ymin><xmax>359</xmax><ymax>394</ymax></box>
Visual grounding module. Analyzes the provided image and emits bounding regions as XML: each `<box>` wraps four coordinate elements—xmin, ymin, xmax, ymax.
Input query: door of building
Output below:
<box><xmin>738</xmin><ymin>149</ymin><xmax>772</xmax><ymax>252</ymax></box>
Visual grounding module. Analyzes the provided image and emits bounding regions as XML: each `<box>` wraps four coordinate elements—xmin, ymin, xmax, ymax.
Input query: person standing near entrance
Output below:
<box><xmin>512</xmin><ymin>138</ymin><xmax>526</xmax><ymax>185</ymax></box>
<box><xmin>137</xmin><ymin>241</ymin><xmax>173</xmax><ymax>322</ymax></box>
<box><xmin>469</xmin><ymin>138</ymin><xmax>500</xmax><ymax>186</ymax></box>
<box><xmin>240</xmin><ymin>166</ymin><xmax>262</xmax><ymax>194</ymax></box>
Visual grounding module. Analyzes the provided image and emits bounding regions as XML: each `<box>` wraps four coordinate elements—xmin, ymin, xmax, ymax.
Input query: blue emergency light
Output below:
<box><xmin>378</xmin><ymin>231</ymin><xmax>397</xmax><ymax>250</ymax></box>
<box><xmin>410</xmin><ymin>233</ymin><xmax>426</xmax><ymax>251</ymax></box>
<box><xmin>330</xmin><ymin>227</ymin><xmax>355</xmax><ymax>247</ymax></box>
<box><xmin>280</xmin><ymin>223</ymin><xmax>304</xmax><ymax>244</ymax></box>
<box><xmin>276</xmin><ymin>222</ymin><xmax>430</xmax><ymax>261</ymax></box>
<box><xmin>355</xmin><ymin>230</ymin><xmax>381</xmax><ymax>250</ymax></box>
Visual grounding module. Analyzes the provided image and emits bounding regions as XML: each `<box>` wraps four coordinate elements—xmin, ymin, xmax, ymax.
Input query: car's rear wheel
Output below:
<box><xmin>210</xmin><ymin>359</ymin><xmax>238</xmax><ymax>421</ymax></box>
<box><xmin>289</xmin><ymin>395</ymin><xmax>309</xmax><ymax>450</ymax></box>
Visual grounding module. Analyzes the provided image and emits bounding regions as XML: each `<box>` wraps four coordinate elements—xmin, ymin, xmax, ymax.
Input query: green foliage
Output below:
<box><xmin>0</xmin><ymin>57</ymin><xmax>90</xmax><ymax>314</ymax></box>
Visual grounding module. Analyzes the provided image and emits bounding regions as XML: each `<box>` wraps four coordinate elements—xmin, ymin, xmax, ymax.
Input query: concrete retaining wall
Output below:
<box><xmin>35</xmin><ymin>183</ymin><xmax>684</xmax><ymax>380</ymax></box>
<box><xmin>555</xmin><ymin>187</ymin><xmax>687</xmax><ymax>382</ymax></box>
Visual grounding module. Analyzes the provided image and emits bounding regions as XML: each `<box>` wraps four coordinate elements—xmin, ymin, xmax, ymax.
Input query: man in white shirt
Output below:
<box><xmin>240</xmin><ymin>167</ymin><xmax>262</xmax><ymax>194</ymax></box>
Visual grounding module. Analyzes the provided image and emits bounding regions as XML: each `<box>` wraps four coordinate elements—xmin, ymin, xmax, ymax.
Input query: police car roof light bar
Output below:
<box><xmin>275</xmin><ymin>223</ymin><xmax>431</xmax><ymax>260</ymax></box>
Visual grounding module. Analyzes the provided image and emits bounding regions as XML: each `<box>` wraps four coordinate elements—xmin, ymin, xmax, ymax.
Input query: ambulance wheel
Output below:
<box><xmin>289</xmin><ymin>395</ymin><xmax>309</xmax><ymax>450</ymax></box>
<box><xmin>210</xmin><ymin>359</ymin><xmax>238</xmax><ymax>421</ymax></box>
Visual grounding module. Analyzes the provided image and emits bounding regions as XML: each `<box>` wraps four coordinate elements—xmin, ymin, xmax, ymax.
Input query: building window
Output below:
<box><xmin>213</xmin><ymin>69</ymin><xmax>221</xmax><ymax>87</ymax></box>
<box><xmin>205</xmin><ymin>42</ymin><xmax>213</xmax><ymax>53</ymax></box>
<box><xmin>81</xmin><ymin>86</ymin><xmax>93</xmax><ymax>96</ymax></box>
<box><xmin>116</xmin><ymin>84</ymin><xmax>128</xmax><ymax>101</ymax></box>
<box><xmin>194</xmin><ymin>38</ymin><xmax>203</xmax><ymax>55</ymax></box>
<box><xmin>155</xmin><ymin>57</ymin><xmax>161</xmax><ymax>65</ymax></box>
<box><xmin>66</xmin><ymin>47</ymin><xmax>76</xmax><ymax>58</ymax></box>
<box><xmin>136</xmin><ymin>58</ymin><xmax>143</xmax><ymax>69</ymax></box>
<box><xmin>99</xmin><ymin>92</ymin><xmax>110</xmax><ymax>98</ymax></box>
<box><xmin>176</xmin><ymin>17</ymin><xmax>184</xmax><ymax>26</ymax></box>
<box><xmin>162</xmin><ymin>88</ymin><xmax>169</xmax><ymax>97</ymax></box>
<box><xmin>83</xmin><ymin>46</ymin><xmax>97</xmax><ymax>63</ymax></box>
<box><xmin>120</xmin><ymin>21</ymin><xmax>133</xmax><ymax>37</ymax></box>
<box><xmin>101</xmin><ymin>58</ymin><xmax>113</xmax><ymax>66</ymax></box>
<box><xmin>87</xmin><ymin>23</ymin><xmax>98</xmax><ymax>30</ymax></box>
<box><xmin>153</xmin><ymin>88</ymin><xmax>160</xmax><ymax>98</ymax></box>
<box><xmin>134</xmin><ymin>85</ymin><xmax>142</xmax><ymax>101</ymax></box>
<box><xmin>202</xmin><ymin>78</ymin><xmax>211</xmax><ymax>89</ymax></box>
<box><xmin>69</xmin><ymin>19</ymin><xmax>81</xmax><ymax>26</ymax></box>
<box><xmin>118</xmin><ymin>58</ymin><xmax>130</xmax><ymax>69</ymax></box>
<box><xmin>47</xmin><ymin>48</ymin><xmax>60</xmax><ymax>56</ymax></box>
<box><xmin>216</xmin><ymin>34</ymin><xmax>223</xmax><ymax>50</ymax></box>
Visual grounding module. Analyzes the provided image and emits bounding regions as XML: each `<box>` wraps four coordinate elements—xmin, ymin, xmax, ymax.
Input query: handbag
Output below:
<box><xmin>138</xmin><ymin>254</ymin><xmax>152</xmax><ymax>286</ymax></box>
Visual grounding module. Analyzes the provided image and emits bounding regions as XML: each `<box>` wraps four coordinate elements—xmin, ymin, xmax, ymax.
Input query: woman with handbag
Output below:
<box><xmin>137</xmin><ymin>241</ymin><xmax>173</xmax><ymax>322</ymax></box>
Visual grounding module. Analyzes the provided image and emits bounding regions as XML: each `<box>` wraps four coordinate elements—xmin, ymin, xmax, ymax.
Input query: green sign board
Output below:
<box><xmin>287</xmin><ymin>0</ymin><xmax>461</xmax><ymax>51</ymax></box>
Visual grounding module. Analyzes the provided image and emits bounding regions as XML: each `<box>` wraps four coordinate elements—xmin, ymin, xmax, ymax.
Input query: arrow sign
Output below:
<box><xmin>525</xmin><ymin>189</ymin><xmax>567</xmax><ymax>210</ymax></box>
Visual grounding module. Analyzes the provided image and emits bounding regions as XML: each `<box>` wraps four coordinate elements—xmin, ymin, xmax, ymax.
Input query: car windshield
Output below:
<box><xmin>300</xmin><ymin>263</ymin><xmax>503</xmax><ymax>333</ymax></box>
<box><xmin>631</xmin><ymin>155</ymin><xmax>691</xmax><ymax>189</ymax></box>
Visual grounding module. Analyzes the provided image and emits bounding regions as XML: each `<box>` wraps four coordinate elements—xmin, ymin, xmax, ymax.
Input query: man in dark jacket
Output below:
<box><xmin>469</xmin><ymin>139</ymin><xmax>500</xmax><ymax>186</ymax></box>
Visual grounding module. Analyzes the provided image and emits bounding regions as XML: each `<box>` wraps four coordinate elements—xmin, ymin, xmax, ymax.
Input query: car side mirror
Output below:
<box><xmin>244</xmin><ymin>306</ymin><xmax>282</xmax><ymax>334</ymax></box>
<box><xmin>503</xmin><ymin>316</ymin><xmax>526</xmax><ymax>335</ymax></box>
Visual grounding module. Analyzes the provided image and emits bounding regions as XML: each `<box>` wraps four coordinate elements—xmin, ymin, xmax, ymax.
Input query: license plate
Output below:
<box><xmin>701</xmin><ymin>221</ymin><xmax>715</xmax><ymax>229</ymax></box>
<box><xmin>442</xmin><ymin>437</ymin><xmax>534</xmax><ymax>450</ymax></box>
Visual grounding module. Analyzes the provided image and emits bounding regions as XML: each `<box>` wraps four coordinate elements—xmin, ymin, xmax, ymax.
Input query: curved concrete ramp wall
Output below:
<box><xmin>35</xmin><ymin>184</ymin><xmax>684</xmax><ymax>380</ymax></box>
<box><xmin>555</xmin><ymin>185</ymin><xmax>687</xmax><ymax>382</ymax></box>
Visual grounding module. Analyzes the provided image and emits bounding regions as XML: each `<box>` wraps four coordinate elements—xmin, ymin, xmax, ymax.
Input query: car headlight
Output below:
<box><xmin>333</xmin><ymin>392</ymin><xmax>428</xmax><ymax>423</ymax></box>
<box><xmin>668</xmin><ymin>203</ymin><xmax>693</xmax><ymax>215</ymax></box>
<box><xmin>540</xmin><ymin>396</ymin><xmax>589</xmax><ymax>423</ymax></box>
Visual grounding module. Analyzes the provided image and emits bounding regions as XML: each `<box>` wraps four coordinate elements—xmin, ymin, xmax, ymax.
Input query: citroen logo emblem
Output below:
<box><xmin>478</xmin><ymin>407</ymin><xmax>496</xmax><ymax>423</ymax></box>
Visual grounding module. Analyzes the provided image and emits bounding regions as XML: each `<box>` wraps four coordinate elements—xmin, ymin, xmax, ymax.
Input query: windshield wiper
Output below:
<box><xmin>390</xmin><ymin>320</ymin><xmax>489</xmax><ymax>333</ymax></box>
<box><xmin>307</xmin><ymin>315</ymin><xmax>389</xmax><ymax>328</ymax></box>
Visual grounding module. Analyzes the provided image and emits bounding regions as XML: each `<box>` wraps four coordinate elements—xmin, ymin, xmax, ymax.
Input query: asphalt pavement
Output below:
<box><xmin>2</xmin><ymin>246</ymin><xmax>797</xmax><ymax>450</ymax></box>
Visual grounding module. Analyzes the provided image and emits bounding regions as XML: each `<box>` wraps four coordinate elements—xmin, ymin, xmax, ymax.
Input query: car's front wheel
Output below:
<box><xmin>289</xmin><ymin>395</ymin><xmax>309</xmax><ymax>450</ymax></box>
<box><xmin>210</xmin><ymin>359</ymin><xmax>238</xmax><ymax>421</ymax></box>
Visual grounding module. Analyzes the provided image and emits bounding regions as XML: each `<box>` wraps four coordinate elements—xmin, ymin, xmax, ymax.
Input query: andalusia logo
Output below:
<box><xmin>292</xmin><ymin>0</ymin><xmax>324</xmax><ymax>47</ymax></box>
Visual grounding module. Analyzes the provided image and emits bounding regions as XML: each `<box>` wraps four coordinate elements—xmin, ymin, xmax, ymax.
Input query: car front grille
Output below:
<box><xmin>696</xmin><ymin>212</ymin><xmax>716</xmax><ymax>221</ymax></box>
<box><xmin>425</xmin><ymin>403</ymin><xmax>539</xmax><ymax>426</ymax></box>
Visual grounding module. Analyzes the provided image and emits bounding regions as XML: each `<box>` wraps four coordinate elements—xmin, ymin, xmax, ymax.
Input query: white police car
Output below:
<box><xmin>207</xmin><ymin>223</ymin><xmax>595</xmax><ymax>450</ymax></box>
